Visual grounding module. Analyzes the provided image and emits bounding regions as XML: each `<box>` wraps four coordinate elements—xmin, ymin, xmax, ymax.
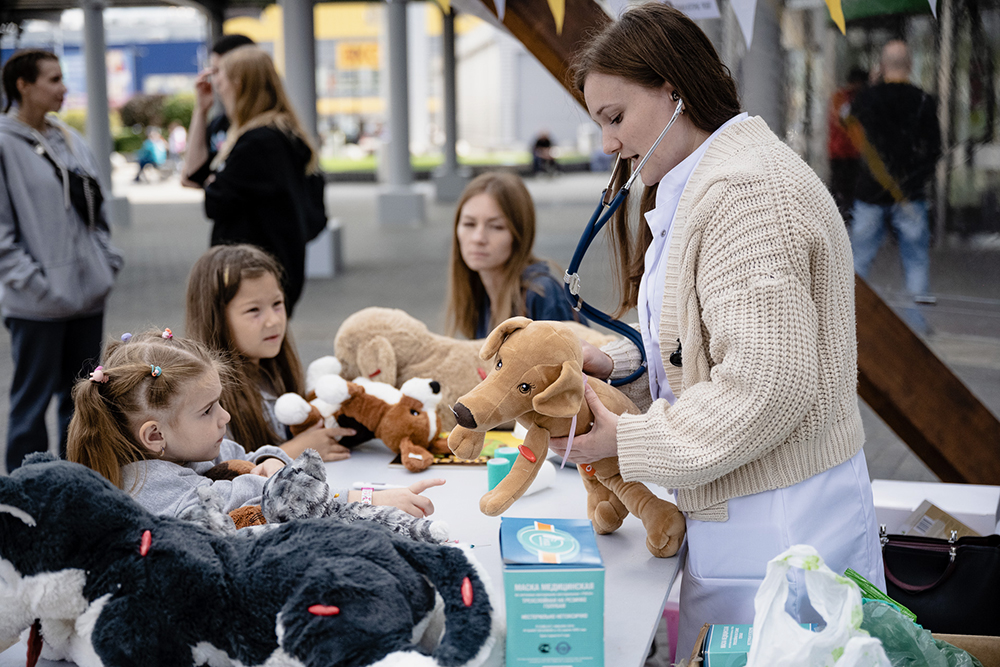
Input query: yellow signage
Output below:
<box><xmin>337</xmin><ymin>42</ymin><xmax>379</xmax><ymax>70</ymax></box>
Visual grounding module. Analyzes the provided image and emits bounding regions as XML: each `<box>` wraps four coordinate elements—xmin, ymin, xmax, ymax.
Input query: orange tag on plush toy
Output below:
<box><xmin>581</xmin><ymin>463</ymin><xmax>597</xmax><ymax>477</ymax></box>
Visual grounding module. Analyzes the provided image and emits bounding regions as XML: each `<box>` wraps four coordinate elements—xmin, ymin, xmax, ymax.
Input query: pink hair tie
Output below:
<box><xmin>89</xmin><ymin>366</ymin><xmax>108</xmax><ymax>384</ymax></box>
<box><xmin>161</xmin><ymin>328</ymin><xmax>173</xmax><ymax>339</ymax></box>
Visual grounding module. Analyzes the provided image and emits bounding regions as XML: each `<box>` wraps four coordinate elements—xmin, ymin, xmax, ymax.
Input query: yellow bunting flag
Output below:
<box><xmin>546</xmin><ymin>0</ymin><xmax>565</xmax><ymax>35</ymax></box>
<box><xmin>431</xmin><ymin>0</ymin><xmax>450</xmax><ymax>13</ymax></box>
<box><xmin>825</xmin><ymin>0</ymin><xmax>846</xmax><ymax>34</ymax></box>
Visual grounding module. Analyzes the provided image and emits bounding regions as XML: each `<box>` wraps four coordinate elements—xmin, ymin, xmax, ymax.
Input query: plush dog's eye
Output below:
<box><xmin>496</xmin><ymin>359</ymin><xmax>503</xmax><ymax>370</ymax></box>
<box><xmin>410</xmin><ymin>409</ymin><xmax>420</xmax><ymax>416</ymax></box>
<box><xmin>518</xmin><ymin>383</ymin><xmax>531</xmax><ymax>394</ymax></box>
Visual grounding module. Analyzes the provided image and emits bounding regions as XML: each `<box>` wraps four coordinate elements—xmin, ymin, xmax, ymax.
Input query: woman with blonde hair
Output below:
<box><xmin>445</xmin><ymin>171</ymin><xmax>583</xmax><ymax>339</ymax></box>
<box><xmin>188</xmin><ymin>45</ymin><xmax>325</xmax><ymax>316</ymax></box>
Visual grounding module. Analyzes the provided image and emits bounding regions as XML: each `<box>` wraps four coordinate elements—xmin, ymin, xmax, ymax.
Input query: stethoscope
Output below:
<box><xmin>563</xmin><ymin>97</ymin><xmax>685</xmax><ymax>386</ymax></box>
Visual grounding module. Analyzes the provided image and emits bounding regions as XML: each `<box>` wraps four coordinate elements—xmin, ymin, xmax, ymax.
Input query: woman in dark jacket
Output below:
<box><xmin>190</xmin><ymin>45</ymin><xmax>324</xmax><ymax>315</ymax></box>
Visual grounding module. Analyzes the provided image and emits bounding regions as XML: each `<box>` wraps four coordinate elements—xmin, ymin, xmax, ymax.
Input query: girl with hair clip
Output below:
<box><xmin>187</xmin><ymin>45</ymin><xmax>323</xmax><ymax>316</ymax></box>
<box><xmin>445</xmin><ymin>171</ymin><xmax>584</xmax><ymax>339</ymax></box>
<box><xmin>66</xmin><ymin>330</ymin><xmax>292</xmax><ymax>519</ymax></box>
<box><xmin>547</xmin><ymin>3</ymin><xmax>883</xmax><ymax>657</ymax></box>
<box><xmin>68</xmin><ymin>330</ymin><xmax>441</xmax><ymax>520</ymax></box>
<box><xmin>185</xmin><ymin>245</ymin><xmax>356</xmax><ymax>462</ymax></box>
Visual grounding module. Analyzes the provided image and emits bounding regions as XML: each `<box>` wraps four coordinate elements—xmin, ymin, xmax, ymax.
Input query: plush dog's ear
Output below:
<box><xmin>532</xmin><ymin>360</ymin><xmax>585</xmax><ymax>418</ymax></box>
<box><xmin>479</xmin><ymin>317</ymin><xmax>533</xmax><ymax>361</ymax></box>
<box><xmin>356</xmin><ymin>336</ymin><xmax>397</xmax><ymax>385</ymax></box>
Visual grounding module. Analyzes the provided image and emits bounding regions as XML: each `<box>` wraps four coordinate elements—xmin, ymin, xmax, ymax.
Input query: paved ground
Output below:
<box><xmin>1</xmin><ymin>166</ymin><xmax>997</xmax><ymax>482</ymax></box>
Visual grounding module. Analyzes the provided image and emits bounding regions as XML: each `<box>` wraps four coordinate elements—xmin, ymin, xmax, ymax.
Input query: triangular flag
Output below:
<box><xmin>730</xmin><ymin>0</ymin><xmax>757</xmax><ymax>50</ymax></box>
<box><xmin>928</xmin><ymin>0</ymin><xmax>937</xmax><ymax>18</ymax></box>
<box><xmin>495</xmin><ymin>0</ymin><xmax>506</xmax><ymax>21</ymax></box>
<box><xmin>547</xmin><ymin>0</ymin><xmax>565</xmax><ymax>34</ymax></box>
<box><xmin>825</xmin><ymin>0</ymin><xmax>846</xmax><ymax>34</ymax></box>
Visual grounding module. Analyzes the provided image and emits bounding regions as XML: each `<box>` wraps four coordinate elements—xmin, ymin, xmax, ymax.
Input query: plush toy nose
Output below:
<box><xmin>429</xmin><ymin>381</ymin><xmax>441</xmax><ymax>394</ymax></box>
<box><xmin>452</xmin><ymin>403</ymin><xmax>477</xmax><ymax>429</ymax></box>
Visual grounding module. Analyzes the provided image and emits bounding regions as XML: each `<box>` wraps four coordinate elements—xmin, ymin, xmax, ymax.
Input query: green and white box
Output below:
<box><xmin>500</xmin><ymin>517</ymin><xmax>605</xmax><ymax>666</ymax></box>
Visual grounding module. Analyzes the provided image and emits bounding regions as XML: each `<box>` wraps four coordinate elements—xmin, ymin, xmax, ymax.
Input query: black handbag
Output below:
<box><xmin>881</xmin><ymin>527</ymin><xmax>1000</xmax><ymax>635</ymax></box>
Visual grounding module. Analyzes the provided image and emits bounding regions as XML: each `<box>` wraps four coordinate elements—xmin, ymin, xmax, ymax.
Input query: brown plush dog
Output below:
<box><xmin>334</xmin><ymin>307</ymin><xmax>618</xmax><ymax>431</ymax></box>
<box><xmin>312</xmin><ymin>375</ymin><xmax>452</xmax><ymax>472</ymax></box>
<box><xmin>447</xmin><ymin>317</ymin><xmax>686</xmax><ymax>558</ymax></box>
<box><xmin>275</xmin><ymin>357</ymin><xmax>450</xmax><ymax>472</ymax></box>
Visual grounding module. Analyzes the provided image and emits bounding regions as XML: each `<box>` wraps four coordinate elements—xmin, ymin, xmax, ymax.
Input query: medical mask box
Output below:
<box><xmin>695</xmin><ymin>623</ymin><xmax>820</xmax><ymax>667</ymax></box>
<box><xmin>500</xmin><ymin>517</ymin><xmax>604</xmax><ymax>667</ymax></box>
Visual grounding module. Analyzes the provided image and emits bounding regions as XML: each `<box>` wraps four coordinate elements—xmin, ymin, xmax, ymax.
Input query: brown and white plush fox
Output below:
<box><xmin>275</xmin><ymin>356</ymin><xmax>450</xmax><ymax>472</ymax></box>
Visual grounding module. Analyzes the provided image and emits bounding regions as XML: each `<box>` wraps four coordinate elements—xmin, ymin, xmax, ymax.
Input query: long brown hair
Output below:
<box><xmin>185</xmin><ymin>245</ymin><xmax>304</xmax><ymax>449</ymax></box>
<box><xmin>445</xmin><ymin>172</ymin><xmax>546</xmax><ymax>338</ymax></box>
<box><xmin>67</xmin><ymin>330</ymin><xmax>227</xmax><ymax>489</ymax></box>
<box><xmin>211</xmin><ymin>45</ymin><xmax>318</xmax><ymax>174</ymax></box>
<box><xmin>570</xmin><ymin>2</ymin><xmax>741</xmax><ymax>314</ymax></box>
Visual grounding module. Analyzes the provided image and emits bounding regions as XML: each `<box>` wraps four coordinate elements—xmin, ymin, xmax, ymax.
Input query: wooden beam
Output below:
<box><xmin>489</xmin><ymin>0</ymin><xmax>1000</xmax><ymax>485</ymax></box>
<box><xmin>479</xmin><ymin>0</ymin><xmax>610</xmax><ymax>107</ymax></box>
<box><xmin>855</xmin><ymin>276</ymin><xmax>1000</xmax><ymax>484</ymax></box>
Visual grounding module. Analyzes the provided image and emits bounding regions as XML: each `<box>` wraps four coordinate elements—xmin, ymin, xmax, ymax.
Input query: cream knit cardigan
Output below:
<box><xmin>605</xmin><ymin>116</ymin><xmax>864</xmax><ymax>522</ymax></box>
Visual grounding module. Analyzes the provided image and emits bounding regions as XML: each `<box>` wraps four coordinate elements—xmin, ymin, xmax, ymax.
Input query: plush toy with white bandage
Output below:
<box><xmin>275</xmin><ymin>357</ymin><xmax>450</xmax><ymax>472</ymax></box>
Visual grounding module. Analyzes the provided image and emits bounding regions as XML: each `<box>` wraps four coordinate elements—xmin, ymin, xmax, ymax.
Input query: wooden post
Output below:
<box><xmin>855</xmin><ymin>277</ymin><xmax>1000</xmax><ymax>483</ymax></box>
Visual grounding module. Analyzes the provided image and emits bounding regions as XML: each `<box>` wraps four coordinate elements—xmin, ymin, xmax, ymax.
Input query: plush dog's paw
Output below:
<box><xmin>447</xmin><ymin>425</ymin><xmax>485</xmax><ymax>460</ymax></box>
<box><xmin>313</xmin><ymin>375</ymin><xmax>353</xmax><ymax>411</ymax></box>
<box><xmin>261</xmin><ymin>450</ymin><xmax>331</xmax><ymax>523</ymax></box>
<box><xmin>179</xmin><ymin>486</ymin><xmax>238</xmax><ymax>535</ymax></box>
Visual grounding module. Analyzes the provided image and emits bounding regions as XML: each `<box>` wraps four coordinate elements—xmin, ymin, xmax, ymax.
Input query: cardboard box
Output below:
<box><xmin>871</xmin><ymin>480</ymin><xmax>1000</xmax><ymax>536</ymax></box>
<box><xmin>500</xmin><ymin>517</ymin><xmax>604</xmax><ymax>666</ymax></box>
<box><xmin>688</xmin><ymin>624</ymin><xmax>1000</xmax><ymax>667</ymax></box>
<box><xmin>934</xmin><ymin>634</ymin><xmax>1000</xmax><ymax>667</ymax></box>
<box><xmin>897</xmin><ymin>500</ymin><xmax>981</xmax><ymax>539</ymax></box>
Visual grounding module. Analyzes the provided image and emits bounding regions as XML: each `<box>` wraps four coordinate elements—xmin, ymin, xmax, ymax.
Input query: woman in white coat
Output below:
<box><xmin>549</xmin><ymin>3</ymin><xmax>884</xmax><ymax>658</ymax></box>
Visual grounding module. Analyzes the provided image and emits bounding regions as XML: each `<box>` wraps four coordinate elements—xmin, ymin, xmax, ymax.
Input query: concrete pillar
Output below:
<box><xmin>280</xmin><ymin>0</ymin><xmax>319</xmax><ymax>143</ymax></box>
<box><xmin>935</xmin><ymin>0</ymin><xmax>955</xmax><ymax>245</ymax></box>
<box><xmin>377</xmin><ymin>0</ymin><xmax>425</xmax><ymax>226</ymax></box>
<box><xmin>434</xmin><ymin>7</ymin><xmax>469</xmax><ymax>202</ymax></box>
<box><xmin>81</xmin><ymin>0</ymin><xmax>130</xmax><ymax>227</ymax></box>
<box><xmin>407</xmin><ymin>2</ymin><xmax>429</xmax><ymax>155</ymax></box>
<box><xmin>739</xmin><ymin>0</ymin><xmax>785</xmax><ymax>137</ymax></box>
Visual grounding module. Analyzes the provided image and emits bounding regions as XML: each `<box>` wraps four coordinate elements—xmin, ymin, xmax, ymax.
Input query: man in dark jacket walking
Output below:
<box><xmin>850</xmin><ymin>40</ymin><xmax>941</xmax><ymax>309</ymax></box>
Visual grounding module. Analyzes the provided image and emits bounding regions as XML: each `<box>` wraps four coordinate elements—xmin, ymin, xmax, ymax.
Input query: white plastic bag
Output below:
<box><xmin>745</xmin><ymin>544</ymin><xmax>891</xmax><ymax>667</ymax></box>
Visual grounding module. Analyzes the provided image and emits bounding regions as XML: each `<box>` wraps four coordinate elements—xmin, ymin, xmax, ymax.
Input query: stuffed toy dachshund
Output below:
<box><xmin>448</xmin><ymin>317</ymin><xmax>686</xmax><ymax>558</ymax></box>
<box><xmin>0</xmin><ymin>454</ymin><xmax>503</xmax><ymax>667</ymax></box>
<box><xmin>333</xmin><ymin>307</ymin><xmax>617</xmax><ymax>431</ymax></box>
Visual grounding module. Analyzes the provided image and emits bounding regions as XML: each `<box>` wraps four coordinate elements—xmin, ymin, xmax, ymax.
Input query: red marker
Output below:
<box><xmin>308</xmin><ymin>605</ymin><xmax>341</xmax><ymax>616</ymax></box>
<box><xmin>461</xmin><ymin>577</ymin><xmax>474</xmax><ymax>607</ymax></box>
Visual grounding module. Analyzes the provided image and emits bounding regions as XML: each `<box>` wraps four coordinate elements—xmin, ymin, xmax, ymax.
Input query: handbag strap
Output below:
<box><xmin>883</xmin><ymin>532</ymin><xmax>959</xmax><ymax>593</ymax></box>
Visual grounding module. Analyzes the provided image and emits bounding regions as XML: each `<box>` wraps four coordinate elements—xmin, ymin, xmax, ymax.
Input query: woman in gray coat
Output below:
<box><xmin>0</xmin><ymin>50</ymin><xmax>123</xmax><ymax>472</ymax></box>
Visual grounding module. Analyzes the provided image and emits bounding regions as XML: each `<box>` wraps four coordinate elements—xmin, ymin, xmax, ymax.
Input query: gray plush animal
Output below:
<box><xmin>260</xmin><ymin>449</ymin><xmax>450</xmax><ymax>543</ymax></box>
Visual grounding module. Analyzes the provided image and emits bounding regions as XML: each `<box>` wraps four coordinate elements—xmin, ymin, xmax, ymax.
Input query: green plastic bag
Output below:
<box><xmin>861</xmin><ymin>600</ymin><xmax>984</xmax><ymax>667</ymax></box>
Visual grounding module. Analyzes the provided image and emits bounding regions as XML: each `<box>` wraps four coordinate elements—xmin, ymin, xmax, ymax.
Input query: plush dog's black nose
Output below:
<box><xmin>452</xmin><ymin>403</ymin><xmax>477</xmax><ymax>429</ymax></box>
<box><xmin>429</xmin><ymin>380</ymin><xmax>441</xmax><ymax>394</ymax></box>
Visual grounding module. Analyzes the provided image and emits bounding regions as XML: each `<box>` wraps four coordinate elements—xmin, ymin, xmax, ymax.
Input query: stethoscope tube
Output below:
<box><xmin>563</xmin><ymin>99</ymin><xmax>685</xmax><ymax>387</ymax></box>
